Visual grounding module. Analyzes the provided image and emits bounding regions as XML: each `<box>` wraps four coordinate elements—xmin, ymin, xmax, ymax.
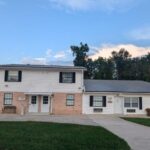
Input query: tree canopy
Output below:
<box><xmin>71</xmin><ymin>43</ymin><xmax>150</xmax><ymax>82</ymax></box>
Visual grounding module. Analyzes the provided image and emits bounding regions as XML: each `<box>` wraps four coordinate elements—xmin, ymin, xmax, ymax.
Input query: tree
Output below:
<box><xmin>71</xmin><ymin>43</ymin><xmax>89</xmax><ymax>67</ymax></box>
<box><xmin>71</xmin><ymin>43</ymin><xmax>93</xmax><ymax>79</ymax></box>
<box><xmin>93</xmin><ymin>57</ymin><xmax>113</xmax><ymax>79</ymax></box>
<box><xmin>111</xmin><ymin>49</ymin><xmax>131</xmax><ymax>80</ymax></box>
<box><xmin>71</xmin><ymin>43</ymin><xmax>150</xmax><ymax>82</ymax></box>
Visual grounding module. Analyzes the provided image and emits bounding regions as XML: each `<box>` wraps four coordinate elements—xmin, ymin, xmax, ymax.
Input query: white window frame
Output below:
<box><xmin>93</xmin><ymin>96</ymin><xmax>103</xmax><ymax>107</ymax></box>
<box><xmin>66</xmin><ymin>94</ymin><xmax>74</xmax><ymax>106</ymax></box>
<box><xmin>62</xmin><ymin>72</ymin><xmax>73</xmax><ymax>83</ymax></box>
<box><xmin>8</xmin><ymin>71</ymin><xmax>19</xmax><ymax>82</ymax></box>
<box><xmin>124</xmin><ymin>97</ymin><xmax>139</xmax><ymax>108</ymax></box>
<box><xmin>4</xmin><ymin>93</ymin><xmax>13</xmax><ymax>105</ymax></box>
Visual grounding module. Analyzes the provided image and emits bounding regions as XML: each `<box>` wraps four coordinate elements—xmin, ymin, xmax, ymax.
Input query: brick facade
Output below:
<box><xmin>0</xmin><ymin>92</ymin><xmax>82</xmax><ymax>115</ymax></box>
<box><xmin>52</xmin><ymin>93</ymin><xmax>82</xmax><ymax>115</ymax></box>
<box><xmin>0</xmin><ymin>92</ymin><xmax>28</xmax><ymax>115</ymax></box>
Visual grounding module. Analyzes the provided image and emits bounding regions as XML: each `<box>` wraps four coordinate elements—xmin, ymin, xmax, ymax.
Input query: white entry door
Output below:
<box><xmin>41</xmin><ymin>96</ymin><xmax>50</xmax><ymax>113</ymax></box>
<box><xmin>29</xmin><ymin>96</ymin><xmax>38</xmax><ymax>112</ymax></box>
<box><xmin>114</xmin><ymin>97</ymin><xmax>123</xmax><ymax>114</ymax></box>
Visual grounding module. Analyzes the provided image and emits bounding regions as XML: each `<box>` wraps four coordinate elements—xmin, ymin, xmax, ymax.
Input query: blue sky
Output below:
<box><xmin>0</xmin><ymin>0</ymin><xmax>150</xmax><ymax>65</ymax></box>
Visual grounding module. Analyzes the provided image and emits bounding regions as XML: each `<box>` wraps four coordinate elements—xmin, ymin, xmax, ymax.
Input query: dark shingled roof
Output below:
<box><xmin>0</xmin><ymin>64</ymin><xmax>86</xmax><ymax>70</ymax></box>
<box><xmin>84</xmin><ymin>80</ymin><xmax>150</xmax><ymax>93</ymax></box>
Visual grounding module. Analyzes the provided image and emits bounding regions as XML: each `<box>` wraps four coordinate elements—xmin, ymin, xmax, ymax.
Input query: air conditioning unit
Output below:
<box><xmin>127</xmin><ymin>109</ymin><xmax>136</xmax><ymax>113</ymax></box>
<box><xmin>93</xmin><ymin>108</ymin><xmax>103</xmax><ymax>113</ymax></box>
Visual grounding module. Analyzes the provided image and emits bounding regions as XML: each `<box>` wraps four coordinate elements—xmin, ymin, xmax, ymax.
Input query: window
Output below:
<box><xmin>66</xmin><ymin>95</ymin><xmax>74</xmax><ymax>106</ymax></box>
<box><xmin>59</xmin><ymin>72</ymin><xmax>75</xmax><ymax>83</ymax></box>
<box><xmin>5</xmin><ymin>70</ymin><xmax>22</xmax><ymax>82</ymax></box>
<box><xmin>93</xmin><ymin>96</ymin><xmax>103</xmax><ymax>107</ymax></box>
<box><xmin>8</xmin><ymin>71</ymin><xmax>19</xmax><ymax>81</ymax></box>
<box><xmin>4</xmin><ymin>93</ymin><xmax>13</xmax><ymax>105</ymax></box>
<box><xmin>90</xmin><ymin>96</ymin><xmax>106</xmax><ymax>107</ymax></box>
<box><xmin>124</xmin><ymin>97</ymin><xmax>139</xmax><ymax>108</ymax></box>
<box><xmin>43</xmin><ymin>96</ymin><xmax>48</xmax><ymax>104</ymax></box>
<box><xmin>31</xmin><ymin>96</ymin><xmax>37</xmax><ymax>104</ymax></box>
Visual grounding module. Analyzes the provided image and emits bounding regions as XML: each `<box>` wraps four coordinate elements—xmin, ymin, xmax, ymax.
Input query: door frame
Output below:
<box><xmin>41</xmin><ymin>95</ymin><xmax>50</xmax><ymax>113</ymax></box>
<box><xmin>28</xmin><ymin>95</ymin><xmax>39</xmax><ymax>113</ymax></box>
<box><xmin>114</xmin><ymin>96</ymin><xmax>123</xmax><ymax>114</ymax></box>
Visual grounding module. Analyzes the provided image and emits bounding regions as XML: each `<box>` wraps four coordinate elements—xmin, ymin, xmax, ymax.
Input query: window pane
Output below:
<box><xmin>94</xmin><ymin>96</ymin><xmax>103</xmax><ymax>101</ymax></box>
<box><xmin>31</xmin><ymin>96</ymin><xmax>37</xmax><ymax>104</ymax></box>
<box><xmin>43</xmin><ymin>96</ymin><xmax>48</xmax><ymax>104</ymax></box>
<box><xmin>93</xmin><ymin>101</ymin><xmax>103</xmax><ymax>107</ymax></box>
<box><xmin>62</xmin><ymin>73</ymin><xmax>73</xmax><ymax>83</ymax></box>
<box><xmin>67</xmin><ymin>95</ymin><xmax>74</xmax><ymax>100</ymax></box>
<box><xmin>8</xmin><ymin>71</ymin><xmax>19</xmax><ymax>81</ymax></box>
<box><xmin>4</xmin><ymin>93</ymin><xmax>13</xmax><ymax>105</ymax></box>
<box><xmin>66</xmin><ymin>100</ymin><xmax>74</xmax><ymax>106</ymax></box>
<box><xmin>93</xmin><ymin>96</ymin><xmax>103</xmax><ymax>107</ymax></box>
<box><xmin>124</xmin><ymin>98</ymin><xmax>131</xmax><ymax>108</ymax></box>
<box><xmin>124</xmin><ymin>97</ymin><xmax>139</xmax><ymax>108</ymax></box>
<box><xmin>5</xmin><ymin>93</ymin><xmax>12</xmax><ymax>99</ymax></box>
<box><xmin>66</xmin><ymin>95</ymin><xmax>74</xmax><ymax>106</ymax></box>
<box><xmin>131</xmin><ymin>98</ymin><xmax>139</xmax><ymax>108</ymax></box>
<box><xmin>124</xmin><ymin>103</ymin><xmax>131</xmax><ymax>107</ymax></box>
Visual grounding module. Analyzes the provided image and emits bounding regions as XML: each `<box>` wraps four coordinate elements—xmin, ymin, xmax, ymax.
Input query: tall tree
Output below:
<box><xmin>71</xmin><ymin>43</ymin><xmax>89</xmax><ymax>67</ymax></box>
<box><xmin>111</xmin><ymin>49</ymin><xmax>131</xmax><ymax>80</ymax></box>
<box><xmin>71</xmin><ymin>43</ymin><xmax>91</xmax><ymax>79</ymax></box>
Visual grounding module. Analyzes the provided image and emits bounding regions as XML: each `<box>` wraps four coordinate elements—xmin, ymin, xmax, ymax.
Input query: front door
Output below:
<box><xmin>29</xmin><ymin>96</ymin><xmax>38</xmax><ymax>112</ymax></box>
<box><xmin>114</xmin><ymin>97</ymin><xmax>123</xmax><ymax>114</ymax></box>
<box><xmin>41</xmin><ymin>96</ymin><xmax>50</xmax><ymax>113</ymax></box>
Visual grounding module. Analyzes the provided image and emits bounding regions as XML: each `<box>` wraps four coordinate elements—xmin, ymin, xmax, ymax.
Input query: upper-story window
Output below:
<box><xmin>59</xmin><ymin>72</ymin><xmax>76</xmax><ymax>83</ymax></box>
<box><xmin>5</xmin><ymin>70</ymin><xmax>22</xmax><ymax>82</ymax></box>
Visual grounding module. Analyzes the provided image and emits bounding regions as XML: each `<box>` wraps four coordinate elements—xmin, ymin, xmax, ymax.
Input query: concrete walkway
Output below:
<box><xmin>0</xmin><ymin>114</ymin><xmax>150</xmax><ymax>150</ymax></box>
<box><xmin>0</xmin><ymin>114</ymin><xmax>97</xmax><ymax>126</ymax></box>
<box><xmin>88</xmin><ymin>115</ymin><xmax>150</xmax><ymax>150</ymax></box>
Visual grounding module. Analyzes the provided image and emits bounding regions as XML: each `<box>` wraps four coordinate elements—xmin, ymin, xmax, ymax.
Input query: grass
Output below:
<box><xmin>0</xmin><ymin>122</ymin><xmax>130</xmax><ymax>150</ymax></box>
<box><xmin>122</xmin><ymin>117</ymin><xmax>150</xmax><ymax>127</ymax></box>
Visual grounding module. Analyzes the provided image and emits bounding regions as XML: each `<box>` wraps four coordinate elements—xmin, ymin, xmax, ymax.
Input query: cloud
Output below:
<box><xmin>21</xmin><ymin>49</ymin><xmax>73</xmax><ymax>65</ymax></box>
<box><xmin>21</xmin><ymin>57</ymin><xmax>47</xmax><ymax>65</ymax></box>
<box><xmin>129</xmin><ymin>27</ymin><xmax>150</xmax><ymax>40</ymax></box>
<box><xmin>54</xmin><ymin>51</ymin><xmax>66</xmax><ymax>59</ymax></box>
<box><xmin>48</xmin><ymin>0</ymin><xmax>137</xmax><ymax>12</ymax></box>
<box><xmin>46</xmin><ymin>49</ymin><xmax>53</xmax><ymax>57</ymax></box>
<box><xmin>90</xmin><ymin>44</ymin><xmax>150</xmax><ymax>59</ymax></box>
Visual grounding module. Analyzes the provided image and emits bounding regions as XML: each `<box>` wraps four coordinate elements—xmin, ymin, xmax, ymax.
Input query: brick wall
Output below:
<box><xmin>0</xmin><ymin>92</ymin><xmax>28</xmax><ymax>114</ymax></box>
<box><xmin>52</xmin><ymin>93</ymin><xmax>82</xmax><ymax>115</ymax></box>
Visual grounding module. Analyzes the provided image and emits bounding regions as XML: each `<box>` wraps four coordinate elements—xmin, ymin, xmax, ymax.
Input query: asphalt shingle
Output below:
<box><xmin>84</xmin><ymin>80</ymin><xmax>150</xmax><ymax>93</ymax></box>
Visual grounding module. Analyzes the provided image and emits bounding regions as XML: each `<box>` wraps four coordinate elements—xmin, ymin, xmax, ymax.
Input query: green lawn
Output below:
<box><xmin>122</xmin><ymin>118</ymin><xmax>150</xmax><ymax>127</ymax></box>
<box><xmin>0</xmin><ymin>122</ymin><xmax>130</xmax><ymax>150</ymax></box>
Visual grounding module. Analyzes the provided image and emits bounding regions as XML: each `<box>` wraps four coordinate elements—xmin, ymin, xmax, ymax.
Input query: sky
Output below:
<box><xmin>0</xmin><ymin>0</ymin><xmax>150</xmax><ymax>65</ymax></box>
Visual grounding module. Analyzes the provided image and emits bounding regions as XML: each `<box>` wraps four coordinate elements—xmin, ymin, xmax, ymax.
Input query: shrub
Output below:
<box><xmin>145</xmin><ymin>108</ymin><xmax>150</xmax><ymax>116</ymax></box>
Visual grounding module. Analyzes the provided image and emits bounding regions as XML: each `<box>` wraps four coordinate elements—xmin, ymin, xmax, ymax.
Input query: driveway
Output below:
<box><xmin>88</xmin><ymin>115</ymin><xmax>150</xmax><ymax>150</ymax></box>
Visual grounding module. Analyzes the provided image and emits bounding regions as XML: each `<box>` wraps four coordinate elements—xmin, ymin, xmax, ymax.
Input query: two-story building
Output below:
<box><xmin>0</xmin><ymin>64</ymin><xmax>85</xmax><ymax>115</ymax></box>
<box><xmin>0</xmin><ymin>64</ymin><xmax>150</xmax><ymax>116</ymax></box>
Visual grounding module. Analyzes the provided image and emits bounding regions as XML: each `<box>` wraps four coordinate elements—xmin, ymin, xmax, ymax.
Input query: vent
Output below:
<box><xmin>93</xmin><ymin>108</ymin><xmax>103</xmax><ymax>113</ymax></box>
<box><xmin>127</xmin><ymin>109</ymin><xmax>136</xmax><ymax>113</ymax></box>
